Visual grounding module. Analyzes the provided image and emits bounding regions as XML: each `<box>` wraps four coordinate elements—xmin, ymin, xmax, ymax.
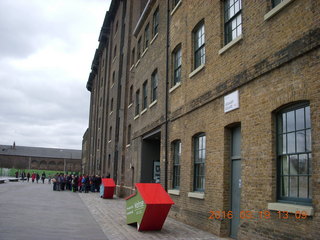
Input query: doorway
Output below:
<box><xmin>141</xmin><ymin>130</ymin><xmax>161</xmax><ymax>183</ymax></box>
<box><xmin>230</xmin><ymin>126</ymin><xmax>241</xmax><ymax>239</ymax></box>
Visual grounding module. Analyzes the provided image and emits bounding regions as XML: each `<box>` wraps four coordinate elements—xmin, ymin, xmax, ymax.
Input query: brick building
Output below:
<box><xmin>84</xmin><ymin>0</ymin><xmax>320</xmax><ymax>239</ymax></box>
<box><xmin>0</xmin><ymin>144</ymin><xmax>81</xmax><ymax>172</ymax></box>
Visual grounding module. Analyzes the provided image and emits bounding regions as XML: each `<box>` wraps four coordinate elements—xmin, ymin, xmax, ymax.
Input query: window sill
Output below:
<box><xmin>169</xmin><ymin>82</ymin><xmax>181</xmax><ymax>93</ymax></box>
<box><xmin>130</xmin><ymin>65</ymin><xmax>134</xmax><ymax>71</ymax></box>
<box><xmin>109</xmin><ymin>111</ymin><xmax>113</xmax><ymax>116</ymax></box>
<box><xmin>264</xmin><ymin>0</ymin><xmax>295</xmax><ymax>21</ymax></box>
<box><xmin>171</xmin><ymin>0</ymin><xmax>182</xmax><ymax>16</ymax></box>
<box><xmin>188</xmin><ymin>192</ymin><xmax>204</xmax><ymax>199</ymax></box>
<box><xmin>268</xmin><ymin>202</ymin><xmax>313</xmax><ymax>216</ymax></box>
<box><xmin>127</xmin><ymin>103</ymin><xmax>133</xmax><ymax>109</ymax></box>
<box><xmin>189</xmin><ymin>64</ymin><xmax>205</xmax><ymax>78</ymax></box>
<box><xmin>219</xmin><ymin>35</ymin><xmax>243</xmax><ymax>55</ymax></box>
<box><xmin>149</xmin><ymin>100</ymin><xmax>157</xmax><ymax>108</ymax></box>
<box><xmin>168</xmin><ymin>189</ymin><xmax>180</xmax><ymax>196</ymax></box>
<box><xmin>150</xmin><ymin>33</ymin><xmax>158</xmax><ymax>45</ymax></box>
<box><xmin>140</xmin><ymin>108</ymin><xmax>147</xmax><ymax>115</ymax></box>
<box><xmin>135</xmin><ymin>59</ymin><xmax>141</xmax><ymax>68</ymax></box>
<box><xmin>141</xmin><ymin>47</ymin><xmax>148</xmax><ymax>58</ymax></box>
<box><xmin>108</xmin><ymin>140</ymin><xmax>112</xmax><ymax>143</ymax></box>
<box><xmin>126</xmin><ymin>144</ymin><xmax>131</xmax><ymax>148</ymax></box>
<box><xmin>134</xmin><ymin>114</ymin><xmax>139</xmax><ymax>120</ymax></box>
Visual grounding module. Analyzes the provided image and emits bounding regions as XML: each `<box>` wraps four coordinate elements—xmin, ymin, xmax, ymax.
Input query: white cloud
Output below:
<box><xmin>0</xmin><ymin>0</ymin><xmax>111</xmax><ymax>149</ymax></box>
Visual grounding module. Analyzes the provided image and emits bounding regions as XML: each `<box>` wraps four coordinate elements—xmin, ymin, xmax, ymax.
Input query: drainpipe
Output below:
<box><xmin>164</xmin><ymin>0</ymin><xmax>170</xmax><ymax>191</ymax></box>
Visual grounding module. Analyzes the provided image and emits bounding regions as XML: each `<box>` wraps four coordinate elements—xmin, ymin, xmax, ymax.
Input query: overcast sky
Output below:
<box><xmin>0</xmin><ymin>0</ymin><xmax>111</xmax><ymax>150</ymax></box>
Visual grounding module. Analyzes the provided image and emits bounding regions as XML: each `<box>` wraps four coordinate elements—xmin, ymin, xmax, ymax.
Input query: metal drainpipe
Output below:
<box><xmin>164</xmin><ymin>0</ymin><xmax>170</xmax><ymax>191</ymax></box>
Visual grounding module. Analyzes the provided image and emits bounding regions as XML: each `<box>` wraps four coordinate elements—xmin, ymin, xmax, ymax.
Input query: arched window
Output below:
<box><xmin>172</xmin><ymin>140</ymin><xmax>181</xmax><ymax>189</ymax></box>
<box><xmin>277</xmin><ymin>102</ymin><xmax>312</xmax><ymax>203</ymax></box>
<box><xmin>193</xmin><ymin>21</ymin><xmax>205</xmax><ymax>69</ymax></box>
<box><xmin>193</xmin><ymin>133</ymin><xmax>206</xmax><ymax>191</ymax></box>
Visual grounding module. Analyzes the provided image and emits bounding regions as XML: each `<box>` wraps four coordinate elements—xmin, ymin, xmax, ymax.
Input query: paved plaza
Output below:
<box><xmin>0</xmin><ymin>181</ymin><xmax>226</xmax><ymax>240</ymax></box>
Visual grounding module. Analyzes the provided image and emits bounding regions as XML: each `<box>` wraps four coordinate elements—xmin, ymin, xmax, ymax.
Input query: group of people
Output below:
<box><xmin>17</xmin><ymin>171</ymin><xmax>47</xmax><ymax>184</ymax></box>
<box><xmin>52</xmin><ymin>174</ymin><xmax>102</xmax><ymax>193</ymax></box>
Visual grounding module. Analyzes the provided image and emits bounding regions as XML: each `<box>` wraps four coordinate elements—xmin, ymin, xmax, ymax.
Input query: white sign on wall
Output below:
<box><xmin>224</xmin><ymin>90</ymin><xmax>239</xmax><ymax>113</ymax></box>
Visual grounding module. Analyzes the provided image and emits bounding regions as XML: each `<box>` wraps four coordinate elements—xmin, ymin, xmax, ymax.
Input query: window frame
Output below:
<box><xmin>172</xmin><ymin>0</ymin><xmax>181</xmax><ymax>9</ymax></box>
<box><xmin>127</xmin><ymin>124</ymin><xmax>131</xmax><ymax>145</ymax></box>
<box><xmin>144</xmin><ymin>23</ymin><xmax>150</xmax><ymax>50</ymax></box>
<box><xmin>131</xmin><ymin>47</ymin><xmax>135</xmax><ymax>66</ymax></box>
<box><xmin>272</xmin><ymin>0</ymin><xmax>284</xmax><ymax>8</ymax></box>
<box><xmin>193</xmin><ymin>133</ymin><xmax>206</xmax><ymax>192</ymax></box>
<box><xmin>129</xmin><ymin>85</ymin><xmax>133</xmax><ymax>104</ymax></box>
<box><xmin>172</xmin><ymin>140</ymin><xmax>181</xmax><ymax>190</ymax></box>
<box><xmin>152</xmin><ymin>7</ymin><xmax>159</xmax><ymax>37</ymax></box>
<box><xmin>224</xmin><ymin>0</ymin><xmax>242</xmax><ymax>45</ymax></box>
<box><xmin>109</xmin><ymin>126</ymin><xmax>112</xmax><ymax>141</ymax></box>
<box><xmin>151</xmin><ymin>70</ymin><xmax>158</xmax><ymax>102</ymax></box>
<box><xmin>193</xmin><ymin>21</ymin><xmax>205</xmax><ymax>69</ymax></box>
<box><xmin>110</xmin><ymin>98</ymin><xmax>113</xmax><ymax>112</ymax></box>
<box><xmin>137</xmin><ymin>37</ymin><xmax>142</xmax><ymax>59</ymax></box>
<box><xmin>172</xmin><ymin>44</ymin><xmax>182</xmax><ymax>86</ymax></box>
<box><xmin>142</xmin><ymin>80</ymin><xmax>148</xmax><ymax>110</ymax></box>
<box><xmin>276</xmin><ymin>102</ymin><xmax>312</xmax><ymax>204</ymax></box>
<box><xmin>135</xmin><ymin>89</ymin><xmax>140</xmax><ymax>116</ymax></box>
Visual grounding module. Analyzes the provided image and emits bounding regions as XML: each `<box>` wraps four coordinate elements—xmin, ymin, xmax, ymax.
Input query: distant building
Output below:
<box><xmin>0</xmin><ymin>144</ymin><xmax>81</xmax><ymax>172</ymax></box>
<box><xmin>83</xmin><ymin>0</ymin><xmax>320</xmax><ymax>239</ymax></box>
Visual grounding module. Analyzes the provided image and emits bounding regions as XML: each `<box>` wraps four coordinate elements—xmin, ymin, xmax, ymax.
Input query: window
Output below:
<box><xmin>173</xmin><ymin>45</ymin><xmax>182</xmax><ymax>86</ymax></box>
<box><xmin>224</xmin><ymin>0</ymin><xmax>242</xmax><ymax>45</ymax></box>
<box><xmin>172</xmin><ymin>140</ymin><xmax>181</xmax><ymax>189</ymax></box>
<box><xmin>272</xmin><ymin>0</ymin><xmax>284</xmax><ymax>7</ymax></box>
<box><xmin>137</xmin><ymin>37</ymin><xmax>142</xmax><ymax>59</ymax></box>
<box><xmin>151</xmin><ymin>70</ymin><xmax>158</xmax><ymax>102</ymax></box>
<box><xmin>115</xmin><ymin>20</ymin><xmax>118</xmax><ymax>33</ymax></box>
<box><xmin>193</xmin><ymin>22</ymin><xmax>205</xmax><ymax>69</ymax></box>
<box><xmin>129</xmin><ymin>85</ymin><xmax>133</xmax><ymax>104</ymax></box>
<box><xmin>114</xmin><ymin>45</ymin><xmax>117</xmax><ymax>58</ymax></box>
<box><xmin>131</xmin><ymin>48</ymin><xmax>135</xmax><ymax>66</ymax></box>
<box><xmin>152</xmin><ymin>7</ymin><xmax>159</xmax><ymax>37</ymax></box>
<box><xmin>135</xmin><ymin>89</ymin><xmax>140</xmax><ymax>116</ymax></box>
<box><xmin>110</xmin><ymin>98</ymin><xmax>113</xmax><ymax>112</ymax></box>
<box><xmin>193</xmin><ymin>133</ymin><xmax>206</xmax><ymax>191</ymax></box>
<box><xmin>109</xmin><ymin>126</ymin><xmax>112</xmax><ymax>141</ymax></box>
<box><xmin>172</xmin><ymin>0</ymin><xmax>181</xmax><ymax>8</ymax></box>
<box><xmin>142</xmin><ymin>80</ymin><xmax>148</xmax><ymax>110</ymax></box>
<box><xmin>144</xmin><ymin>23</ymin><xmax>150</xmax><ymax>50</ymax></box>
<box><xmin>112</xmin><ymin>71</ymin><xmax>115</xmax><ymax>85</ymax></box>
<box><xmin>127</xmin><ymin>125</ymin><xmax>131</xmax><ymax>145</ymax></box>
<box><xmin>277</xmin><ymin>103</ymin><xmax>312</xmax><ymax>203</ymax></box>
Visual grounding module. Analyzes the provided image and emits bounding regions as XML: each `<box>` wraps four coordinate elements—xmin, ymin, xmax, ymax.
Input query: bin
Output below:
<box><xmin>100</xmin><ymin>178</ymin><xmax>116</xmax><ymax>199</ymax></box>
<box><xmin>126</xmin><ymin>183</ymin><xmax>174</xmax><ymax>231</ymax></box>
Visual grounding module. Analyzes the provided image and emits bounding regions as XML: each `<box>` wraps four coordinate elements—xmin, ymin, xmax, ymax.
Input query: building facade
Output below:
<box><xmin>84</xmin><ymin>0</ymin><xmax>320</xmax><ymax>239</ymax></box>
<box><xmin>0</xmin><ymin>144</ymin><xmax>82</xmax><ymax>172</ymax></box>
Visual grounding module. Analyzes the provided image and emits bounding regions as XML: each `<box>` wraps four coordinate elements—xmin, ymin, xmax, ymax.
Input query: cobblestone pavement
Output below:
<box><xmin>79</xmin><ymin>191</ymin><xmax>227</xmax><ymax>240</ymax></box>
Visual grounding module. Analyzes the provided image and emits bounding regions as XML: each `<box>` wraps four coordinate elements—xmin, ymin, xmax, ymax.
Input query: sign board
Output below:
<box><xmin>126</xmin><ymin>191</ymin><xmax>146</xmax><ymax>225</ymax></box>
<box><xmin>224</xmin><ymin>90</ymin><xmax>239</xmax><ymax>113</ymax></box>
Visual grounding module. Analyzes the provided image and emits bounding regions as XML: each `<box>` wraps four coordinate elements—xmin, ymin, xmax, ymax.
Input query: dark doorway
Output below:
<box><xmin>141</xmin><ymin>130</ymin><xmax>161</xmax><ymax>183</ymax></box>
<box><xmin>230</xmin><ymin>126</ymin><xmax>242</xmax><ymax>239</ymax></box>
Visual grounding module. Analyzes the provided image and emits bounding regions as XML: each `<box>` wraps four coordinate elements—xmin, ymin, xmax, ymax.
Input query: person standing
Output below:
<box><xmin>36</xmin><ymin>173</ymin><xmax>40</xmax><ymax>183</ymax></box>
<box><xmin>27</xmin><ymin>172</ymin><xmax>30</xmax><ymax>182</ymax></box>
<box><xmin>31</xmin><ymin>173</ymin><xmax>36</xmax><ymax>183</ymax></box>
<box><xmin>41</xmin><ymin>172</ymin><xmax>46</xmax><ymax>184</ymax></box>
<box><xmin>21</xmin><ymin>172</ymin><xmax>26</xmax><ymax>182</ymax></box>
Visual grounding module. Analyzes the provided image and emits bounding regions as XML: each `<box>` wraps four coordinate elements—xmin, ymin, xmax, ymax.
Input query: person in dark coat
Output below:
<box><xmin>41</xmin><ymin>172</ymin><xmax>46</xmax><ymax>184</ymax></box>
<box><xmin>36</xmin><ymin>173</ymin><xmax>40</xmax><ymax>183</ymax></box>
<box><xmin>27</xmin><ymin>172</ymin><xmax>30</xmax><ymax>182</ymax></box>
